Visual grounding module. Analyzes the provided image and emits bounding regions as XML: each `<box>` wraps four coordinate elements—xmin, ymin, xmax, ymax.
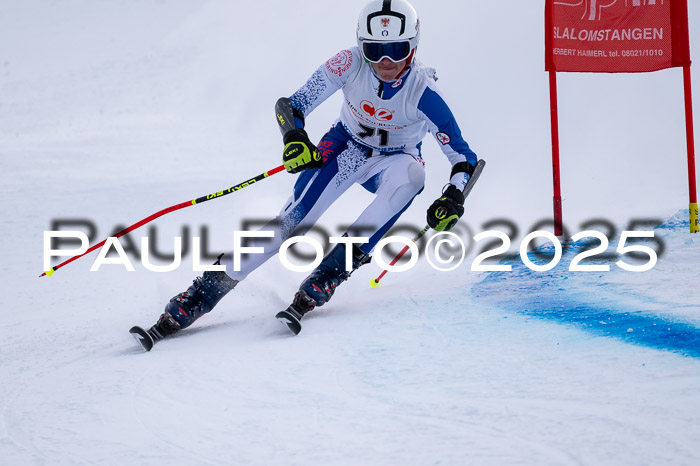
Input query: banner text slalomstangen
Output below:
<box><xmin>546</xmin><ymin>0</ymin><xmax>691</xmax><ymax>73</ymax></box>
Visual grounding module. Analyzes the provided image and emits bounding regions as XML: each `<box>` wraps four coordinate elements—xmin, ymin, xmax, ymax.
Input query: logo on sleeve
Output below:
<box><xmin>436</xmin><ymin>132</ymin><xmax>451</xmax><ymax>145</ymax></box>
<box><xmin>326</xmin><ymin>50</ymin><xmax>353</xmax><ymax>77</ymax></box>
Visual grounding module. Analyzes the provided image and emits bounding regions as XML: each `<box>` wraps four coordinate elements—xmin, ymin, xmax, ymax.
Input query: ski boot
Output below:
<box><xmin>131</xmin><ymin>257</ymin><xmax>238</xmax><ymax>351</ymax></box>
<box><xmin>276</xmin><ymin>240</ymin><xmax>370</xmax><ymax>335</ymax></box>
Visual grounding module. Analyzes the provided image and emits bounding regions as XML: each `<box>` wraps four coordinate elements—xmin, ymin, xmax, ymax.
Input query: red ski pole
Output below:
<box><xmin>370</xmin><ymin>225</ymin><xmax>429</xmax><ymax>288</ymax></box>
<box><xmin>41</xmin><ymin>164</ymin><xmax>286</xmax><ymax>277</ymax></box>
<box><xmin>370</xmin><ymin>159</ymin><xmax>485</xmax><ymax>288</ymax></box>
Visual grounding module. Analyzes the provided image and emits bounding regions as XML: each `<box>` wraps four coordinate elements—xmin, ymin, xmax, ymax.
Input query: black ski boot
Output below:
<box><xmin>276</xmin><ymin>240</ymin><xmax>370</xmax><ymax>335</ymax></box>
<box><xmin>131</xmin><ymin>257</ymin><xmax>238</xmax><ymax>351</ymax></box>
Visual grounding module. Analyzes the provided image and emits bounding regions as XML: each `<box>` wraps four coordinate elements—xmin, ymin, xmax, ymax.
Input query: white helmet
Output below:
<box><xmin>357</xmin><ymin>0</ymin><xmax>420</xmax><ymax>64</ymax></box>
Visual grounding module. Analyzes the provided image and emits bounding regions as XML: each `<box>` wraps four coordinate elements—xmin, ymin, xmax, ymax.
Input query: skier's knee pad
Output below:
<box><xmin>406</xmin><ymin>160</ymin><xmax>426</xmax><ymax>191</ymax></box>
<box><xmin>387</xmin><ymin>161</ymin><xmax>425</xmax><ymax>208</ymax></box>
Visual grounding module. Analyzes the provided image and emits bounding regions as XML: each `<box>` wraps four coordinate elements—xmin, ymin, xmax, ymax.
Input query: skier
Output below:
<box><xmin>131</xmin><ymin>0</ymin><xmax>480</xmax><ymax>348</ymax></box>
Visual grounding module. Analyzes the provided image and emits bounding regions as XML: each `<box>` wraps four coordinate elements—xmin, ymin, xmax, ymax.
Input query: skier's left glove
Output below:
<box><xmin>426</xmin><ymin>185</ymin><xmax>465</xmax><ymax>232</ymax></box>
<box><xmin>282</xmin><ymin>129</ymin><xmax>322</xmax><ymax>174</ymax></box>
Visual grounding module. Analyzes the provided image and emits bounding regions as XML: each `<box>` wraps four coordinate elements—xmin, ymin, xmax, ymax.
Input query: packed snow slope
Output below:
<box><xmin>1</xmin><ymin>1</ymin><xmax>699</xmax><ymax>465</ymax></box>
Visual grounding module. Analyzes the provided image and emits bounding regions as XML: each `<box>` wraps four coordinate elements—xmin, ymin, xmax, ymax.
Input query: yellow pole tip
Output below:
<box><xmin>45</xmin><ymin>269</ymin><xmax>54</xmax><ymax>277</ymax></box>
<box><xmin>370</xmin><ymin>278</ymin><xmax>380</xmax><ymax>288</ymax></box>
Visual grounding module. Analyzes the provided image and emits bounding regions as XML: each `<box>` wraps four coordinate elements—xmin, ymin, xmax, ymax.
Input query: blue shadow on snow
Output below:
<box><xmin>472</xmin><ymin>212</ymin><xmax>700</xmax><ymax>359</ymax></box>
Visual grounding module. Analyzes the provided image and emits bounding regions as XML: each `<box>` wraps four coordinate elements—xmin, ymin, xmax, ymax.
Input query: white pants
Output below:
<box><xmin>221</xmin><ymin>138</ymin><xmax>425</xmax><ymax>281</ymax></box>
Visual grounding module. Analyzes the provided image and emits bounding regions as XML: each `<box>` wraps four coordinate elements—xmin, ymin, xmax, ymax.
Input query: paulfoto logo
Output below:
<box><xmin>43</xmin><ymin>228</ymin><xmax>660</xmax><ymax>276</ymax></box>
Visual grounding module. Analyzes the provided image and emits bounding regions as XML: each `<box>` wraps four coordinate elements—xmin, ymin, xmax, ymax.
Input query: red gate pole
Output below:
<box><xmin>683</xmin><ymin>65</ymin><xmax>698</xmax><ymax>233</ymax></box>
<box><xmin>549</xmin><ymin>70</ymin><xmax>564</xmax><ymax>237</ymax></box>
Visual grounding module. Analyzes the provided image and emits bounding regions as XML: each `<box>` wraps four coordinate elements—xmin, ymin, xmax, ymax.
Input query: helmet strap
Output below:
<box><xmin>394</xmin><ymin>49</ymin><xmax>416</xmax><ymax>79</ymax></box>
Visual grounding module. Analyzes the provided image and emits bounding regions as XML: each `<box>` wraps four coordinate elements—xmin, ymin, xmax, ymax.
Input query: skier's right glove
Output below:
<box><xmin>282</xmin><ymin>129</ymin><xmax>322</xmax><ymax>174</ymax></box>
<box><xmin>426</xmin><ymin>184</ymin><xmax>465</xmax><ymax>232</ymax></box>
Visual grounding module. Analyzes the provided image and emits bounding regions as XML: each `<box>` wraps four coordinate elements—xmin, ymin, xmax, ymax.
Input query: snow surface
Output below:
<box><xmin>2</xmin><ymin>0</ymin><xmax>700</xmax><ymax>464</ymax></box>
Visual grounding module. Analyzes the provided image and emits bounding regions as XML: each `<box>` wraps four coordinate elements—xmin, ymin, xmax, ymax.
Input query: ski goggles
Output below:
<box><xmin>361</xmin><ymin>39</ymin><xmax>415</xmax><ymax>63</ymax></box>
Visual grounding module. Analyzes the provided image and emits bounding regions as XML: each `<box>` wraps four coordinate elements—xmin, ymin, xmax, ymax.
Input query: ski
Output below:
<box><xmin>275</xmin><ymin>307</ymin><xmax>304</xmax><ymax>335</ymax></box>
<box><xmin>129</xmin><ymin>326</ymin><xmax>155</xmax><ymax>351</ymax></box>
<box><xmin>276</xmin><ymin>291</ymin><xmax>317</xmax><ymax>335</ymax></box>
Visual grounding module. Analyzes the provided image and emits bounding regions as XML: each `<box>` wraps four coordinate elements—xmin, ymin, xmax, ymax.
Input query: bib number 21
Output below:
<box><xmin>358</xmin><ymin>124</ymin><xmax>389</xmax><ymax>147</ymax></box>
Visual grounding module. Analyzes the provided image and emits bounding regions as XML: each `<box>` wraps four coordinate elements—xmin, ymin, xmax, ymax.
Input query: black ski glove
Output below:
<box><xmin>282</xmin><ymin>129</ymin><xmax>322</xmax><ymax>174</ymax></box>
<box><xmin>426</xmin><ymin>185</ymin><xmax>465</xmax><ymax>232</ymax></box>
